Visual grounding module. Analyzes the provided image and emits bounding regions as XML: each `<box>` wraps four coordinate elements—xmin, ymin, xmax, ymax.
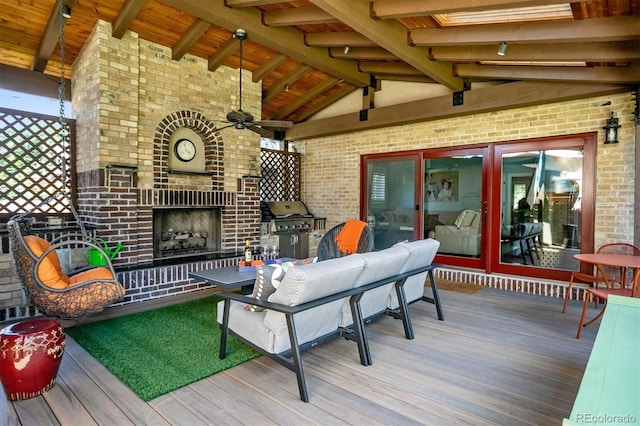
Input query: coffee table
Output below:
<box><xmin>190</xmin><ymin>266</ymin><xmax>257</xmax><ymax>293</ymax></box>
<box><xmin>189</xmin><ymin>259</ymin><xmax>295</xmax><ymax>293</ymax></box>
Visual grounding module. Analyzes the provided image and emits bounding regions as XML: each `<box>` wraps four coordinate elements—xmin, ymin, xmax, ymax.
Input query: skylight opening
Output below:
<box><xmin>481</xmin><ymin>61</ymin><xmax>586</xmax><ymax>67</ymax></box>
<box><xmin>433</xmin><ymin>5</ymin><xmax>573</xmax><ymax>26</ymax></box>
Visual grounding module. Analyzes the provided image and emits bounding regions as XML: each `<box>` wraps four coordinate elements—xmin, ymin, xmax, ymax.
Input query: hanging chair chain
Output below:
<box><xmin>58</xmin><ymin>0</ymin><xmax>67</xmax><ymax>148</ymax></box>
<box><xmin>56</xmin><ymin>0</ymin><xmax>88</xmax><ymax>238</ymax></box>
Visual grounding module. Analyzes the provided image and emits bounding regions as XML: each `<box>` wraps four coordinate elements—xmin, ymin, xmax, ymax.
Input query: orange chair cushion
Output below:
<box><xmin>68</xmin><ymin>267</ymin><xmax>114</xmax><ymax>286</ymax></box>
<box><xmin>23</xmin><ymin>235</ymin><xmax>70</xmax><ymax>289</ymax></box>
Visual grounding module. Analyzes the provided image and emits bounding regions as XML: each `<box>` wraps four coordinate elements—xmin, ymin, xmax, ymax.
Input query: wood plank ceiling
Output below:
<box><xmin>0</xmin><ymin>0</ymin><xmax>638</xmax><ymax>138</ymax></box>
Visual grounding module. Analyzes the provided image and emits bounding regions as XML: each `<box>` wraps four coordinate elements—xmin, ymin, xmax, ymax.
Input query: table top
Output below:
<box><xmin>574</xmin><ymin>253</ymin><xmax>640</xmax><ymax>269</ymax></box>
<box><xmin>189</xmin><ymin>259</ymin><xmax>296</xmax><ymax>289</ymax></box>
<box><xmin>189</xmin><ymin>266</ymin><xmax>257</xmax><ymax>289</ymax></box>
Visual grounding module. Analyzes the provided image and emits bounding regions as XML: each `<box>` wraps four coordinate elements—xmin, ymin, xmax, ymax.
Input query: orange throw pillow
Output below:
<box><xmin>23</xmin><ymin>235</ymin><xmax>70</xmax><ymax>289</ymax></box>
<box><xmin>68</xmin><ymin>267</ymin><xmax>114</xmax><ymax>286</ymax></box>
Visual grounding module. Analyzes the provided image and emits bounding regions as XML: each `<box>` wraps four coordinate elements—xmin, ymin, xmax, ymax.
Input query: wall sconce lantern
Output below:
<box><xmin>602</xmin><ymin>112</ymin><xmax>621</xmax><ymax>144</ymax></box>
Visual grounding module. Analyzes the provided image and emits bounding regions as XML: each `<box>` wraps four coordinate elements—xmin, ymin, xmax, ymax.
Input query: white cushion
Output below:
<box><xmin>269</xmin><ymin>255</ymin><xmax>365</xmax><ymax>306</ymax></box>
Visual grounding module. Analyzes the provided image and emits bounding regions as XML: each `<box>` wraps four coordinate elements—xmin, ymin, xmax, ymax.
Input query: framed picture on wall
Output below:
<box><xmin>425</xmin><ymin>170</ymin><xmax>459</xmax><ymax>202</ymax></box>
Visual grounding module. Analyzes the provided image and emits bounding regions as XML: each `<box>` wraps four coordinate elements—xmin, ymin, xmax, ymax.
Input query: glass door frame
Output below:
<box><xmin>360</xmin><ymin>151</ymin><xmax>423</xmax><ymax>245</ymax></box>
<box><xmin>489</xmin><ymin>133</ymin><xmax>597</xmax><ymax>281</ymax></box>
<box><xmin>423</xmin><ymin>145</ymin><xmax>490</xmax><ymax>270</ymax></box>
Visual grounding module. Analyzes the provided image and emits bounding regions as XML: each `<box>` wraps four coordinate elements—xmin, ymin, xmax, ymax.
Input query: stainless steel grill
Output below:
<box><xmin>261</xmin><ymin>201</ymin><xmax>314</xmax><ymax>233</ymax></box>
<box><xmin>261</xmin><ymin>201</ymin><xmax>314</xmax><ymax>259</ymax></box>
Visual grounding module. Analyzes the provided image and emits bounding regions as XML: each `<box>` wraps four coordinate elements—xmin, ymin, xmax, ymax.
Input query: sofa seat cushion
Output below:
<box><xmin>217</xmin><ymin>300</ymin><xmax>276</xmax><ymax>352</ymax></box>
<box><xmin>264</xmin><ymin>299</ymin><xmax>347</xmax><ymax>354</ymax></box>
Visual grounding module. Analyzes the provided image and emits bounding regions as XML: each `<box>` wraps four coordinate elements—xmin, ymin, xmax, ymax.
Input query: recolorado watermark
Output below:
<box><xmin>575</xmin><ymin>413</ymin><xmax>637</xmax><ymax>424</ymax></box>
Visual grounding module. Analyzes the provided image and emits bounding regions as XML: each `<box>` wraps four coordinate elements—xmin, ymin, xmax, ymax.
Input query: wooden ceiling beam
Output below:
<box><xmin>456</xmin><ymin>64</ymin><xmax>640</xmax><ymax>84</ymax></box>
<box><xmin>31</xmin><ymin>2</ymin><xmax>64</xmax><ymax>72</ymax></box>
<box><xmin>292</xmin><ymin>84</ymin><xmax>359</xmax><ymax>122</ymax></box>
<box><xmin>270</xmin><ymin>77</ymin><xmax>341</xmax><ymax>120</ymax></box>
<box><xmin>304</xmin><ymin>32</ymin><xmax>377</xmax><ymax>47</ymax></box>
<box><xmin>371</xmin><ymin>0</ymin><xmax>587</xmax><ymax>18</ymax></box>
<box><xmin>207</xmin><ymin>35</ymin><xmax>239</xmax><ymax>72</ymax></box>
<box><xmin>112</xmin><ymin>0</ymin><xmax>146</xmax><ymax>39</ymax></box>
<box><xmin>329</xmin><ymin>47</ymin><xmax>397</xmax><ymax>60</ymax></box>
<box><xmin>375</xmin><ymin>74</ymin><xmax>436</xmax><ymax>83</ymax></box>
<box><xmin>164</xmin><ymin>0</ymin><xmax>371</xmax><ymax>87</ymax></box>
<box><xmin>430</xmin><ymin>41</ymin><xmax>640</xmax><ymax>62</ymax></box>
<box><xmin>309</xmin><ymin>0</ymin><xmax>464</xmax><ymax>90</ymax></box>
<box><xmin>262</xmin><ymin>6</ymin><xmax>338</xmax><ymax>26</ymax></box>
<box><xmin>262</xmin><ymin>65</ymin><xmax>312</xmax><ymax>102</ymax></box>
<box><xmin>410</xmin><ymin>16</ymin><xmax>640</xmax><ymax>46</ymax></box>
<box><xmin>252</xmin><ymin>53</ymin><xmax>288</xmax><ymax>82</ymax></box>
<box><xmin>359</xmin><ymin>62</ymin><xmax>423</xmax><ymax>75</ymax></box>
<box><xmin>224</xmin><ymin>0</ymin><xmax>290</xmax><ymax>7</ymax></box>
<box><xmin>285</xmin><ymin>81</ymin><xmax>629</xmax><ymax>140</ymax></box>
<box><xmin>172</xmin><ymin>18</ymin><xmax>212</xmax><ymax>61</ymax></box>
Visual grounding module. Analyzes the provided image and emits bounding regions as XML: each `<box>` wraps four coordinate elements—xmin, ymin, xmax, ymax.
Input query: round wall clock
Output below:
<box><xmin>174</xmin><ymin>138</ymin><xmax>196</xmax><ymax>162</ymax></box>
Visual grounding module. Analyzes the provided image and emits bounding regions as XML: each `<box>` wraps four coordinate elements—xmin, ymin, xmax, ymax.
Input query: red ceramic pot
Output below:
<box><xmin>0</xmin><ymin>319</ymin><xmax>65</xmax><ymax>401</ymax></box>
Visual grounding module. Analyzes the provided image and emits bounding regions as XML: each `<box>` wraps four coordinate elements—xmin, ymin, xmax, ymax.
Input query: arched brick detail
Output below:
<box><xmin>153</xmin><ymin>110</ymin><xmax>224</xmax><ymax>190</ymax></box>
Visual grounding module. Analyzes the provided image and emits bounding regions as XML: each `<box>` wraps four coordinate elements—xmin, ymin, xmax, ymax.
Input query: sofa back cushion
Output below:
<box><xmin>396</xmin><ymin>239</ymin><xmax>440</xmax><ymax>273</ymax></box>
<box><xmin>352</xmin><ymin>246</ymin><xmax>407</xmax><ymax>287</ymax></box>
<box><xmin>269</xmin><ymin>255</ymin><xmax>366</xmax><ymax>306</ymax></box>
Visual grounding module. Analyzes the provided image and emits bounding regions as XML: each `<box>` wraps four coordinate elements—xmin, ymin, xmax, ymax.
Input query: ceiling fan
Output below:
<box><xmin>220</xmin><ymin>29</ymin><xmax>293</xmax><ymax>138</ymax></box>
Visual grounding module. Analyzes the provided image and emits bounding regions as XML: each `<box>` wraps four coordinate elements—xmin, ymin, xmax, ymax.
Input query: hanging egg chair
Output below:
<box><xmin>6</xmin><ymin>1</ymin><xmax>125</xmax><ymax>320</ymax></box>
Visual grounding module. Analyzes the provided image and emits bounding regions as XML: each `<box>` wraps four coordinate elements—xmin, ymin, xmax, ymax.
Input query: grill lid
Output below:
<box><xmin>261</xmin><ymin>201</ymin><xmax>312</xmax><ymax>219</ymax></box>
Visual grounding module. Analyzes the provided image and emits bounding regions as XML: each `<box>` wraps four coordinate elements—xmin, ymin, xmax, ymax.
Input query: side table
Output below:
<box><xmin>0</xmin><ymin>318</ymin><xmax>65</xmax><ymax>400</ymax></box>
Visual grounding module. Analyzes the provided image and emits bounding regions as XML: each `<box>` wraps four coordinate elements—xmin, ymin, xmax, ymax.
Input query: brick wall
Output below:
<box><xmin>300</xmin><ymin>92</ymin><xmax>636</xmax><ymax>247</ymax></box>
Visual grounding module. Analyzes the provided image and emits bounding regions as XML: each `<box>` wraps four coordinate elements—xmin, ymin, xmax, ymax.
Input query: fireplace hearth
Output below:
<box><xmin>153</xmin><ymin>208</ymin><xmax>221</xmax><ymax>259</ymax></box>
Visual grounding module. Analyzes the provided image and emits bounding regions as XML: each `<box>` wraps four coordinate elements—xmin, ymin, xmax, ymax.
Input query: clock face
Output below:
<box><xmin>174</xmin><ymin>138</ymin><xmax>196</xmax><ymax>162</ymax></box>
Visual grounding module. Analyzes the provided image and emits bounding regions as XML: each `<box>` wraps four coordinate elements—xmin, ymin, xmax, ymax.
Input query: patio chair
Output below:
<box><xmin>317</xmin><ymin>220</ymin><xmax>374</xmax><ymax>261</ymax></box>
<box><xmin>576</xmin><ymin>268</ymin><xmax>640</xmax><ymax>338</ymax></box>
<box><xmin>562</xmin><ymin>243</ymin><xmax>640</xmax><ymax>313</ymax></box>
<box><xmin>7</xmin><ymin>217</ymin><xmax>125</xmax><ymax>320</ymax></box>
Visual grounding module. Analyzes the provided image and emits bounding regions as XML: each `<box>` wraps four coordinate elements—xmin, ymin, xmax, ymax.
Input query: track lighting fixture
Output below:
<box><xmin>61</xmin><ymin>2</ymin><xmax>71</xmax><ymax>19</ymax></box>
<box><xmin>285</xmin><ymin>84</ymin><xmax>290</xmax><ymax>92</ymax></box>
<box><xmin>497</xmin><ymin>41</ymin><xmax>508</xmax><ymax>56</ymax></box>
<box><xmin>343</xmin><ymin>45</ymin><xmax>349</xmax><ymax>55</ymax></box>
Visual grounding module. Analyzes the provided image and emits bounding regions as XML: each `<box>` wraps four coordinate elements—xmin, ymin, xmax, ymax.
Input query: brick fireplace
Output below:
<box><xmin>62</xmin><ymin>20</ymin><xmax>264</xmax><ymax>309</ymax></box>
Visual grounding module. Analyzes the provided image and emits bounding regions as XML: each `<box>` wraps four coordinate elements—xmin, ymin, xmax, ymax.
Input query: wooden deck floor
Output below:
<box><xmin>2</xmin><ymin>286</ymin><xmax>598</xmax><ymax>425</ymax></box>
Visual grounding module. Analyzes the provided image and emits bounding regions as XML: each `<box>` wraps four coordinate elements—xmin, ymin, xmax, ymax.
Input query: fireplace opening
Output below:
<box><xmin>153</xmin><ymin>208</ymin><xmax>221</xmax><ymax>259</ymax></box>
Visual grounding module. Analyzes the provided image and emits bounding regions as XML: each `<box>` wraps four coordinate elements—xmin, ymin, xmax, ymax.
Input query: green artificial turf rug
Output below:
<box><xmin>65</xmin><ymin>296</ymin><xmax>260</xmax><ymax>401</ymax></box>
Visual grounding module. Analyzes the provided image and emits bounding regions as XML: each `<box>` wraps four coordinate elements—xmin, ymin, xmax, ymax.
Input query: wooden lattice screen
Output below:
<box><xmin>0</xmin><ymin>108</ymin><xmax>75</xmax><ymax>221</ymax></box>
<box><xmin>260</xmin><ymin>148</ymin><xmax>301</xmax><ymax>201</ymax></box>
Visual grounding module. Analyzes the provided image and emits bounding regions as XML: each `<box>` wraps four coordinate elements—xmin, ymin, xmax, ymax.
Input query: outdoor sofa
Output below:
<box><xmin>216</xmin><ymin>238</ymin><xmax>442</xmax><ymax>402</ymax></box>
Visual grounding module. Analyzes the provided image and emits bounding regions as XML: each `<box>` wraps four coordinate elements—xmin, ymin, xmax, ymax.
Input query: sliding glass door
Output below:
<box><xmin>361</xmin><ymin>154</ymin><xmax>420</xmax><ymax>250</ymax></box>
<box><xmin>491</xmin><ymin>135</ymin><xmax>596</xmax><ymax>280</ymax></box>
<box><xmin>423</xmin><ymin>147</ymin><xmax>487</xmax><ymax>269</ymax></box>
<box><xmin>360</xmin><ymin>134</ymin><xmax>595</xmax><ymax>280</ymax></box>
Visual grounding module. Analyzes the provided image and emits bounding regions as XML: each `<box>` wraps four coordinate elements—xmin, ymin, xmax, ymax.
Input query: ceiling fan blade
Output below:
<box><xmin>215</xmin><ymin>123</ymin><xmax>236</xmax><ymax>131</ymax></box>
<box><xmin>246</xmin><ymin>124</ymin><xmax>274</xmax><ymax>138</ymax></box>
<box><xmin>255</xmin><ymin>120</ymin><xmax>293</xmax><ymax>128</ymax></box>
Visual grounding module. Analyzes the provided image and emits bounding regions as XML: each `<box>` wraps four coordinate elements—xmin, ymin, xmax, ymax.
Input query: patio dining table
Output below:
<box><xmin>573</xmin><ymin>253</ymin><xmax>640</xmax><ymax>288</ymax></box>
<box><xmin>573</xmin><ymin>253</ymin><xmax>640</xmax><ymax>329</ymax></box>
